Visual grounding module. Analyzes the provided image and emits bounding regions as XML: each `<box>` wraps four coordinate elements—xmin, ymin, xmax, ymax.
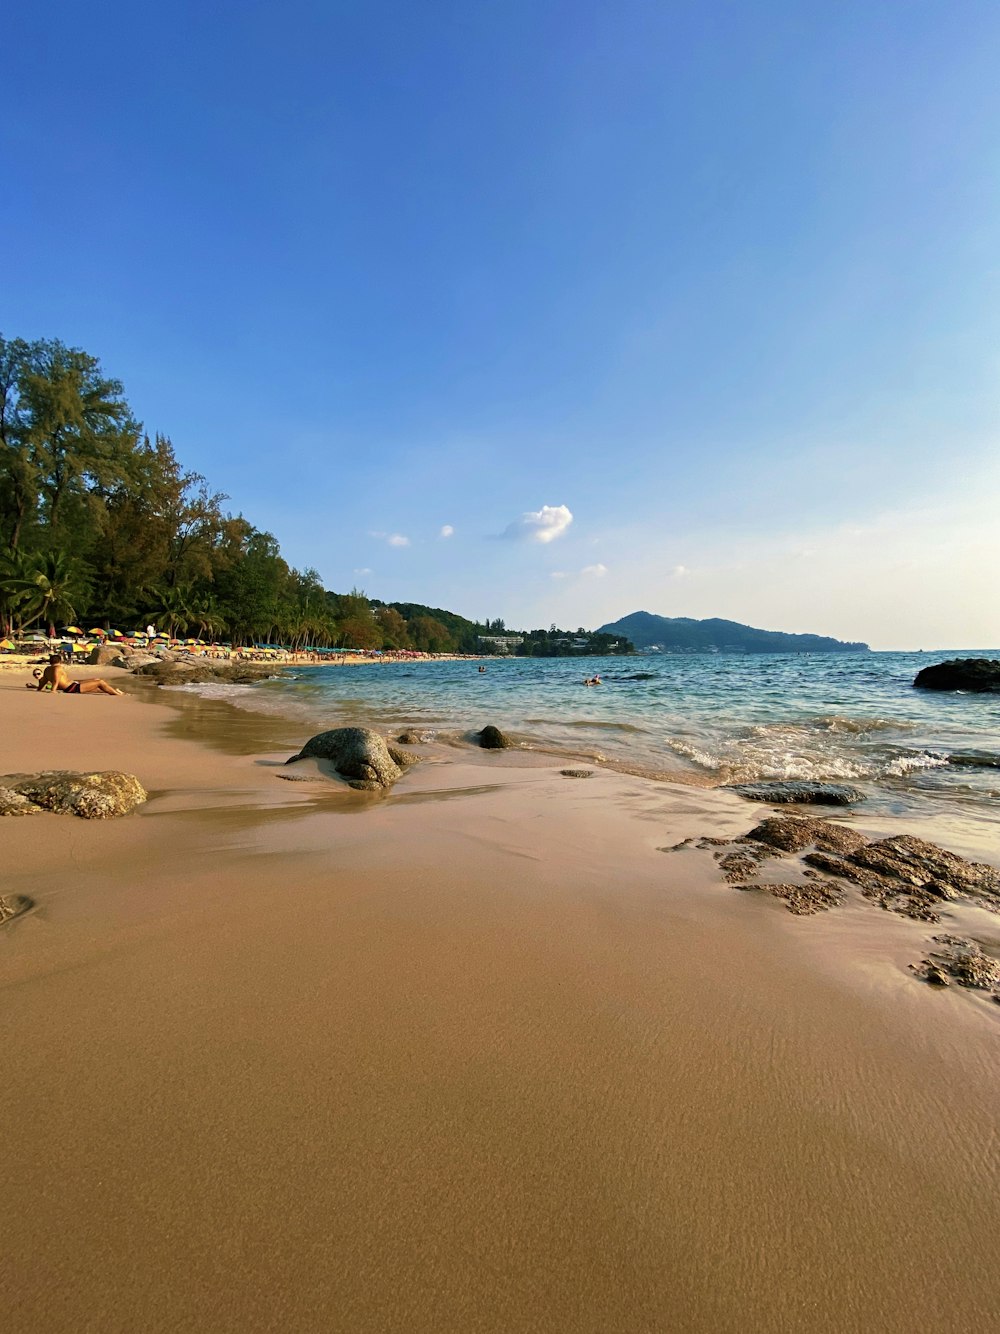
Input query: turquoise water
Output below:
<box><xmin>180</xmin><ymin>651</ymin><xmax>1000</xmax><ymax>839</ymax></box>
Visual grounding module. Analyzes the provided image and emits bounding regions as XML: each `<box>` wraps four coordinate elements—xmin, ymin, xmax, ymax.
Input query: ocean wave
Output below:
<box><xmin>663</xmin><ymin>735</ymin><xmax>949</xmax><ymax>784</ymax></box>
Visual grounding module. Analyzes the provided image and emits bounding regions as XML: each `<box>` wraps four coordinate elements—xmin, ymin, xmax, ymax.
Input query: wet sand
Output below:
<box><xmin>2</xmin><ymin>671</ymin><xmax>999</xmax><ymax>1332</ymax></box>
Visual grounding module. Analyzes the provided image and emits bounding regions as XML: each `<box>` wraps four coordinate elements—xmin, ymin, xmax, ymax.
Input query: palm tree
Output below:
<box><xmin>1</xmin><ymin>550</ymin><xmax>90</xmax><ymax>637</ymax></box>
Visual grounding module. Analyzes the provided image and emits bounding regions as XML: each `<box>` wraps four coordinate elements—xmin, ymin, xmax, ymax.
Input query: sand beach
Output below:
<box><xmin>2</xmin><ymin>665</ymin><xmax>999</xmax><ymax>1333</ymax></box>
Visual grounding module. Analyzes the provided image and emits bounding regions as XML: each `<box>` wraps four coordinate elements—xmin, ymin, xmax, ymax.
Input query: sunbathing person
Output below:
<box><xmin>29</xmin><ymin>656</ymin><xmax>124</xmax><ymax>696</ymax></box>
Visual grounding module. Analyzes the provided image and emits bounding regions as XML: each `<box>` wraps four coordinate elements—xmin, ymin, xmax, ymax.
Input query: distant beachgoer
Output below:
<box><xmin>29</xmin><ymin>655</ymin><xmax>124</xmax><ymax>696</ymax></box>
<box><xmin>584</xmin><ymin>675</ymin><xmax>602</xmax><ymax>686</ymax></box>
<box><xmin>478</xmin><ymin>665</ymin><xmax>487</xmax><ymax>673</ymax></box>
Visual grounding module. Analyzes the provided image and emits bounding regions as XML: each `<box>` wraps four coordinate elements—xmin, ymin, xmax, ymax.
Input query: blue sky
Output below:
<box><xmin>5</xmin><ymin>0</ymin><xmax>999</xmax><ymax>647</ymax></box>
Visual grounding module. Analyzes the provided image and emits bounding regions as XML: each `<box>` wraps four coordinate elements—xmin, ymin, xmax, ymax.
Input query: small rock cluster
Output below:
<box><xmin>670</xmin><ymin>814</ymin><xmax>1000</xmax><ymax>999</ymax></box>
<box><xmin>0</xmin><ymin>771</ymin><xmax>147</xmax><ymax>819</ymax></box>
<box><xmin>911</xmin><ymin>936</ymin><xmax>1000</xmax><ymax>997</ymax></box>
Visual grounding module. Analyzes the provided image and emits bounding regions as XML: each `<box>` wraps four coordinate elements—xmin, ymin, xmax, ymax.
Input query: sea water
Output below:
<box><xmin>175</xmin><ymin>651</ymin><xmax>1000</xmax><ymax>844</ymax></box>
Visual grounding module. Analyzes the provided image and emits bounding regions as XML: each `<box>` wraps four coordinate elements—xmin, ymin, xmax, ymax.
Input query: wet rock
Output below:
<box><xmin>742</xmin><ymin>816</ymin><xmax>867</xmax><ymax>856</ymax></box>
<box><xmin>386</xmin><ymin>745</ymin><xmax>420</xmax><ymax>770</ymax></box>
<box><xmin>0</xmin><ymin>894</ymin><xmax>35</xmax><ymax>926</ymax></box>
<box><xmin>286</xmin><ymin>727</ymin><xmax>404</xmax><ymax>790</ymax></box>
<box><xmin>912</xmin><ymin>936</ymin><xmax>1000</xmax><ymax>992</ymax></box>
<box><xmin>725</xmin><ymin>781</ymin><xmax>865</xmax><ymax>806</ymax></box>
<box><xmin>738</xmin><ymin>880</ymin><xmax>845</xmax><ymax>915</ymax></box>
<box><xmin>913</xmin><ymin>658</ymin><xmax>1000</xmax><ymax>693</ymax></box>
<box><xmin>560</xmin><ymin>769</ymin><xmax>593</xmax><ymax>779</ymax></box>
<box><xmin>716</xmin><ymin>850</ymin><xmax>766</xmax><ymax>883</ymax></box>
<box><xmin>802</xmin><ymin>851</ymin><xmax>942</xmax><ymax>921</ymax></box>
<box><xmin>850</xmin><ymin>836</ymin><xmax>1000</xmax><ymax>904</ymax></box>
<box><xmin>478</xmin><ymin>724</ymin><xmax>513</xmax><ymax>750</ymax></box>
<box><xmin>0</xmin><ymin>771</ymin><xmax>147</xmax><ymax>818</ymax></box>
<box><xmin>396</xmin><ymin>730</ymin><xmax>431</xmax><ymax>745</ymax></box>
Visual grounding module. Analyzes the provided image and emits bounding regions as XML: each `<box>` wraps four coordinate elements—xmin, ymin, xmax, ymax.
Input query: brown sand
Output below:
<box><xmin>1</xmin><ymin>670</ymin><xmax>999</xmax><ymax>1333</ymax></box>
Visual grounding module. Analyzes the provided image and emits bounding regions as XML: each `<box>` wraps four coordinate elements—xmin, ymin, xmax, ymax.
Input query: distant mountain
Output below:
<box><xmin>596</xmin><ymin>611</ymin><xmax>869</xmax><ymax>654</ymax></box>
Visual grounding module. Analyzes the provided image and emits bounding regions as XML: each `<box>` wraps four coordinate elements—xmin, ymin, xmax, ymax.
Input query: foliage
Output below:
<box><xmin>0</xmin><ymin>331</ymin><xmax>635</xmax><ymax>656</ymax></box>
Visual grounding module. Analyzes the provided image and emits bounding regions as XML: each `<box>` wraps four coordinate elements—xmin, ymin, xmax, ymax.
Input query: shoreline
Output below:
<box><xmin>2</xmin><ymin>666</ymin><xmax>999</xmax><ymax>1331</ymax></box>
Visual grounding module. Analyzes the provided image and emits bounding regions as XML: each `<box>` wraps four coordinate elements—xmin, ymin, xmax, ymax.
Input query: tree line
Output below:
<box><xmin>0</xmin><ymin>333</ymin><xmax>633</xmax><ymax>656</ymax></box>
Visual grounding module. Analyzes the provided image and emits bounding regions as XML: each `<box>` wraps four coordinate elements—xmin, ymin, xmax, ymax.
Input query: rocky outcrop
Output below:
<box><xmin>725</xmin><ymin>781</ymin><xmax>865</xmax><ymax>806</ymax></box>
<box><xmin>478</xmin><ymin>724</ymin><xmax>513</xmax><ymax>750</ymax></box>
<box><xmin>0</xmin><ymin>771</ymin><xmax>147</xmax><ymax>818</ymax></box>
<box><xmin>134</xmin><ymin>660</ymin><xmax>273</xmax><ymax>686</ymax></box>
<box><xmin>560</xmin><ymin>769</ymin><xmax>594</xmax><ymax>778</ymax></box>
<box><xmin>742</xmin><ymin>816</ymin><xmax>867</xmax><ymax>855</ymax></box>
<box><xmin>285</xmin><ymin>728</ymin><xmax>407</xmax><ymax>790</ymax></box>
<box><xmin>397</xmin><ymin>730</ymin><xmax>432</xmax><ymax>745</ymax></box>
<box><xmin>913</xmin><ymin>658</ymin><xmax>1000</xmax><ymax>692</ymax></box>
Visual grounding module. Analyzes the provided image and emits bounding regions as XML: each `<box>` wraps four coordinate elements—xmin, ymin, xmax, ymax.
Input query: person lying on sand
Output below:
<box><xmin>28</xmin><ymin>656</ymin><xmax>124</xmax><ymax>696</ymax></box>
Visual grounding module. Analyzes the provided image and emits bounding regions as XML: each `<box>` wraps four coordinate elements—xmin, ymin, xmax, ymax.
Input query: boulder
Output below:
<box><xmin>0</xmin><ymin>771</ymin><xmax>147</xmax><ymax>818</ymax></box>
<box><xmin>87</xmin><ymin>644</ymin><xmax>123</xmax><ymax>666</ymax></box>
<box><xmin>397</xmin><ymin>730</ymin><xmax>431</xmax><ymax>745</ymax></box>
<box><xmin>913</xmin><ymin>658</ymin><xmax>1000</xmax><ymax>692</ymax></box>
<box><xmin>560</xmin><ymin>769</ymin><xmax>594</xmax><ymax>779</ymax></box>
<box><xmin>478</xmin><ymin>724</ymin><xmax>513</xmax><ymax>750</ymax></box>
<box><xmin>725</xmin><ymin>781</ymin><xmax>865</xmax><ymax>806</ymax></box>
<box><xmin>286</xmin><ymin>727</ymin><xmax>405</xmax><ymax>790</ymax></box>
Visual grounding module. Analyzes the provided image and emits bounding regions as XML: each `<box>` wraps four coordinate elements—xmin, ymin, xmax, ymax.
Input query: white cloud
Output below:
<box><xmin>501</xmin><ymin>503</ymin><xmax>573</xmax><ymax>544</ymax></box>
<box><xmin>671</xmin><ymin>564</ymin><xmax>688</xmax><ymax>578</ymax></box>
<box><xmin>550</xmin><ymin>570</ymin><xmax>569</xmax><ymax>580</ymax></box>
<box><xmin>353</xmin><ymin>567</ymin><xmax>373</xmax><ymax>576</ymax></box>
<box><xmin>439</xmin><ymin>524</ymin><xmax>454</xmax><ymax>538</ymax></box>
<box><xmin>369</xmin><ymin>530</ymin><xmax>411</xmax><ymax>547</ymax></box>
<box><xmin>581</xmin><ymin>563</ymin><xmax>608</xmax><ymax>578</ymax></box>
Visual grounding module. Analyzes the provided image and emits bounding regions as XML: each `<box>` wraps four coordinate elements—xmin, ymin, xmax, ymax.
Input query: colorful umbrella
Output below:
<box><xmin>63</xmin><ymin>626</ymin><xmax>83</xmax><ymax>635</ymax></box>
<box><xmin>89</xmin><ymin>628</ymin><xmax>107</xmax><ymax>636</ymax></box>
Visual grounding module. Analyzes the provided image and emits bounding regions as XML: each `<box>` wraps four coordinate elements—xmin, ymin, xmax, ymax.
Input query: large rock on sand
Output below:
<box><xmin>0</xmin><ymin>771</ymin><xmax>147</xmax><ymax>818</ymax></box>
<box><xmin>87</xmin><ymin>643</ymin><xmax>124</xmax><ymax>666</ymax></box>
<box><xmin>725</xmin><ymin>780</ymin><xmax>865</xmax><ymax>806</ymax></box>
<box><xmin>285</xmin><ymin>728</ymin><xmax>406</xmax><ymax>791</ymax></box>
<box><xmin>478</xmin><ymin>724</ymin><xmax>513</xmax><ymax>749</ymax></box>
<box><xmin>913</xmin><ymin>658</ymin><xmax>1000</xmax><ymax>692</ymax></box>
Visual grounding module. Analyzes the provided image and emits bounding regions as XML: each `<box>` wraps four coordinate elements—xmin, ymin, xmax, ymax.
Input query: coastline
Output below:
<box><xmin>2</xmin><ymin>668</ymin><xmax>999</xmax><ymax>1332</ymax></box>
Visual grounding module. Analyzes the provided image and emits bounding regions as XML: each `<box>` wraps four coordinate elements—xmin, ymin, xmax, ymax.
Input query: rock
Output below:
<box><xmin>87</xmin><ymin>644</ymin><xmax>124</xmax><ymax>666</ymax></box>
<box><xmin>386</xmin><ymin>745</ymin><xmax>420</xmax><ymax>770</ymax></box>
<box><xmin>560</xmin><ymin>769</ymin><xmax>593</xmax><ymax>778</ymax></box>
<box><xmin>802</xmin><ymin>852</ymin><xmax>942</xmax><ymax>922</ymax></box>
<box><xmin>725</xmin><ymin>781</ymin><xmax>865</xmax><ymax>806</ymax></box>
<box><xmin>478</xmin><ymin>724</ymin><xmax>513</xmax><ymax>750</ymax></box>
<box><xmin>915</xmin><ymin>935</ymin><xmax>1000</xmax><ymax>992</ymax></box>
<box><xmin>742</xmin><ymin>816</ymin><xmax>868</xmax><ymax>856</ymax></box>
<box><xmin>396</xmin><ymin>730</ymin><xmax>431</xmax><ymax>745</ymax></box>
<box><xmin>286</xmin><ymin>728</ymin><xmax>405</xmax><ymax>790</ymax></box>
<box><xmin>737</xmin><ymin>880</ymin><xmax>845</xmax><ymax>915</ymax></box>
<box><xmin>0</xmin><ymin>771</ymin><xmax>147</xmax><ymax>818</ymax></box>
<box><xmin>0</xmin><ymin>787</ymin><xmax>39</xmax><ymax>816</ymax></box>
<box><xmin>134</xmin><ymin>661</ymin><xmax>273</xmax><ymax>686</ymax></box>
<box><xmin>0</xmin><ymin>894</ymin><xmax>34</xmax><ymax>926</ymax></box>
<box><xmin>849</xmin><ymin>835</ymin><xmax>1000</xmax><ymax>902</ymax></box>
<box><xmin>913</xmin><ymin>658</ymin><xmax>1000</xmax><ymax>693</ymax></box>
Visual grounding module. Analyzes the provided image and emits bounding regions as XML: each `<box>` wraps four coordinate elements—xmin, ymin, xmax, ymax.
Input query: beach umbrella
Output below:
<box><xmin>73</xmin><ymin>642</ymin><xmax>89</xmax><ymax>652</ymax></box>
<box><xmin>63</xmin><ymin>626</ymin><xmax>83</xmax><ymax>636</ymax></box>
<box><xmin>0</xmin><ymin>638</ymin><xmax>13</xmax><ymax>650</ymax></box>
<box><xmin>89</xmin><ymin>627</ymin><xmax>107</xmax><ymax>636</ymax></box>
<box><xmin>110</xmin><ymin>629</ymin><xmax>124</xmax><ymax>637</ymax></box>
